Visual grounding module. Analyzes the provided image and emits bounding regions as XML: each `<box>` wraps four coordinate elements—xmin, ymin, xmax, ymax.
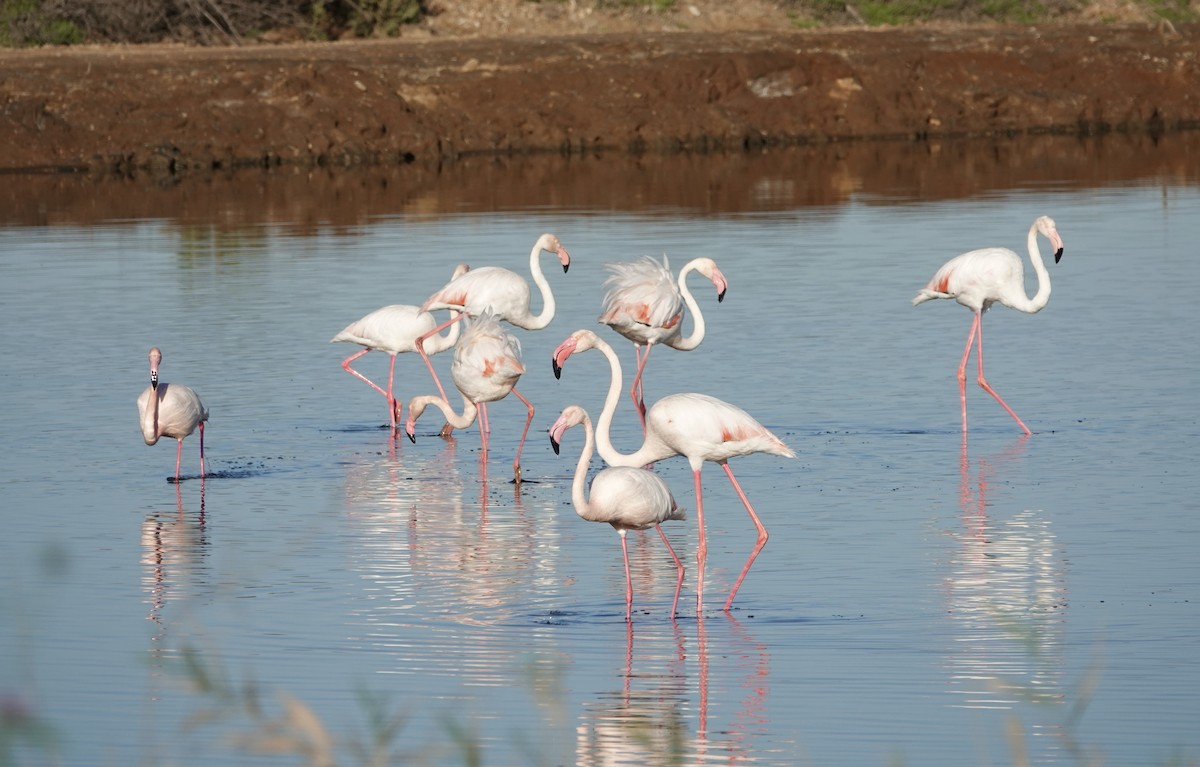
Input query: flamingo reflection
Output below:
<box><xmin>575</xmin><ymin>613</ymin><xmax>770</xmax><ymax>766</ymax></box>
<box><xmin>944</xmin><ymin>436</ymin><xmax>1069</xmax><ymax>752</ymax></box>
<box><xmin>141</xmin><ymin>481</ymin><xmax>210</xmax><ymax>630</ymax></box>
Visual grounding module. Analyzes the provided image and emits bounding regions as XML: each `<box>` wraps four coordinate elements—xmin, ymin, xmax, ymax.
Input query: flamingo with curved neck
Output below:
<box><xmin>549</xmin><ymin>404</ymin><xmax>686</xmax><ymax>620</ymax></box>
<box><xmin>598</xmin><ymin>255</ymin><xmax>727</xmax><ymax>430</ymax></box>
<box><xmin>137</xmin><ymin>347</ymin><xmax>209</xmax><ymax>482</ymax></box>
<box><xmin>551</xmin><ymin>329</ymin><xmax>795</xmax><ymax>613</ymax></box>
<box><xmin>913</xmin><ymin>215</ymin><xmax>1065</xmax><ymax>435</ymax></box>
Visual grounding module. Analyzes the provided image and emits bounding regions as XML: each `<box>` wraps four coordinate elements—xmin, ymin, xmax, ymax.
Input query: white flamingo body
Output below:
<box><xmin>137</xmin><ymin>347</ymin><xmax>209</xmax><ymax>481</ymax></box>
<box><xmin>331</xmin><ymin>263</ymin><xmax>468</xmax><ymax>429</ymax></box>
<box><xmin>407</xmin><ymin>310</ymin><xmax>535</xmax><ymax>483</ymax></box>
<box><xmin>552</xmin><ymin>329</ymin><xmax>794</xmax><ymax>613</ymax></box>
<box><xmin>598</xmin><ymin>256</ymin><xmax>727</xmax><ymax>429</ymax></box>
<box><xmin>913</xmin><ymin>215</ymin><xmax>1064</xmax><ymax>435</ymax></box>
<box><xmin>550</xmin><ymin>404</ymin><xmax>686</xmax><ymax>620</ymax></box>
<box><xmin>415</xmin><ymin>234</ymin><xmax>570</xmax><ymax>418</ymax></box>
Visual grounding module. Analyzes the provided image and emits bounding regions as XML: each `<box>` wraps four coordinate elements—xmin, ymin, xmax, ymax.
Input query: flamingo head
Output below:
<box><xmin>539</xmin><ymin>233</ymin><xmax>571</xmax><ymax>274</ymax></box>
<box><xmin>551</xmin><ymin>329</ymin><xmax>600</xmax><ymax>379</ymax></box>
<box><xmin>548</xmin><ymin>404</ymin><xmax>587</xmax><ymax>454</ymax></box>
<box><xmin>404</xmin><ymin>396</ymin><xmax>428</xmax><ymax>443</ymax></box>
<box><xmin>148</xmin><ymin>347</ymin><xmax>163</xmax><ymax>390</ymax></box>
<box><xmin>695</xmin><ymin>258</ymin><xmax>728</xmax><ymax>303</ymax></box>
<box><xmin>1035</xmin><ymin>216</ymin><xmax>1064</xmax><ymax>264</ymax></box>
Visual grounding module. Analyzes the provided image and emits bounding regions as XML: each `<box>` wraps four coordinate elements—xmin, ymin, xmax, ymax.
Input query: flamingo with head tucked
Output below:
<box><xmin>331</xmin><ymin>264</ymin><xmax>469</xmax><ymax>430</ymax></box>
<box><xmin>407</xmin><ymin>309</ymin><xmax>533</xmax><ymax>483</ymax></box>
<box><xmin>551</xmin><ymin>329</ymin><xmax>795</xmax><ymax>613</ymax></box>
<box><xmin>550</xmin><ymin>404</ymin><xmax>686</xmax><ymax>620</ymax></box>
<box><xmin>413</xmin><ymin>233</ymin><xmax>570</xmax><ymax>400</ymax></box>
<box><xmin>913</xmin><ymin>215</ymin><xmax>1064</xmax><ymax>435</ymax></box>
<box><xmin>598</xmin><ymin>255</ymin><xmax>727</xmax><ymax>431</ymax></box>
<box><xmin>137</xmin><ymin>347</ymin><xmax>209</xmax><ymax>481</ymax></box>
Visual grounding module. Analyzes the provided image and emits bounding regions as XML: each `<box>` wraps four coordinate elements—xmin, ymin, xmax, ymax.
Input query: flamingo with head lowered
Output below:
<box><xmin>598</xmin><ymin>255</ymin><xmax>727</xmax><ymax>431</ymax></box>
<box><xmin>552</xmin><ymin>329</ymin><xmax>795</xmax><ymax>614</ymax></box>
<box><xmin>550</xmin><ymin>404</ymin><xmax>687</xmax><ymax>621</ymax></box>
<box><xmin>913</xmin><ymin>215</ymin><xmax>1064</xmax><ymax>435</ymax></box>
<box><xmin>406</xmin><ymin>309</ymin><xmax>533</xmax><ymax>484</ymax></box>
<box><xmin>331</xmin><ymin>263</ymin><xmax>469</xmax><ymax>430</ymax></box>
<box><xmin>414</xmin><ymin>233</ymin><xmax>571</xmax><ymax>401</ymax></box>
<box><xmin>137</xmin><ymin>347</ymin><xmax>209</xmax><ymax>482</ymax></box>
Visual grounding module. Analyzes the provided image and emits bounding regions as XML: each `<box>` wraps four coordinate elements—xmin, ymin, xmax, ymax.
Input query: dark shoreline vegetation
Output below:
<box><xmin>2</xmin><ymin>0</ymin><xmax>1197</xmax><ymax>47</ymax></box>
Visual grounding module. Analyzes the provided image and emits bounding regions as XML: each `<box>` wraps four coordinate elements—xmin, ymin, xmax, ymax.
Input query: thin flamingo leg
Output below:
<box><xmin>630</xmin><ymin>344</ymin><xmax>653</xmax><ymax>432</ymax></box>
<box><xmin>415</xmin><ymin>313</ymin><xmax>462</xmax><ymax>404</ymax></box>
<box><xmin>722</xmin><ymin>462</ymin><xmax>768</xmax><ymax>611</ymax></box>
<box><xmin>198</xmin><ymin>421</ymin><xmax>205</xmax><ymax>478</ymax></box>
<box><xmin>656</xmin><ymin>524</ymin><xmax>685</xmax><ymax>618</ymax></box>
<box><xmin>341</xmin><ymin>349</ymin><xmax>389</xmax><ymax>398</ymax></box>
<box><xmin>386</xmin><ymin>354</ymin><xmax>400</xmax><ymax>429</ymax></box>
<box><xmin>620</xmin><ymin>531</ymin><xmax>634</xmax><ymax>621</ymax></box>
<box><xmin>174</xmin><ymin>439</ymin><xmax>183</xmax><ymax>481</ymax></box>
<box><xmin>956</xmin><ymin>313</ymin><xmax>981</xmax><ymax>434</ymax></box>
<box><xmin>975</xmin><ymin>316</ymin><xmax>1032</xmax><ymax>435</ymax></box>
<box><xmin>509</xmin><ymin>387</ymin><xmax>535</xmax><ymax>484</ymax></box>
<box><xmin>693</xmin><ymin>467</ymin><xmax>707</xmax><ymax>613</ymax></box>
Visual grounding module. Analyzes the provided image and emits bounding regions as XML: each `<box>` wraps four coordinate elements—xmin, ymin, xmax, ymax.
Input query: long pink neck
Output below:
<box><xmin>665</xmin><ymin>260</ymin><xmax>707</xmax><ymax>351</ymax></box>
<box><xmin>590</xmin><ymin>337</ymin><xmax>671</xmax><ymax>468</ymax></box>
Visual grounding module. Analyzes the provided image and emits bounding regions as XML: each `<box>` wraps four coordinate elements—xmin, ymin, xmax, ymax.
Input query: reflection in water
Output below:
<box><xmin>4</xmin><ymin>133</ymin><xmax>1197</xmax><ymax>229</ymax></box>
<box><xmin>576</xmin><ymin>614</ymin><xmax>771</xmax><ymax>766</ymax></box>
<box><xmin>944</xmin><ymin>437</ymin><xmax>1069</xmax><ymax>756</ymax></box>
<box><xmin>141</xmin><ymin>481</ymin><xmax>210</xmax><ymax>633</ymax></box>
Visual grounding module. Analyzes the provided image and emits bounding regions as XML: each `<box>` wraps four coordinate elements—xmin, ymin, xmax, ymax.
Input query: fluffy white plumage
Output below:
<box><xmin>137</xmin><ymin>347</ymin><xmax>209</xmax><ymax>480</ymax></box>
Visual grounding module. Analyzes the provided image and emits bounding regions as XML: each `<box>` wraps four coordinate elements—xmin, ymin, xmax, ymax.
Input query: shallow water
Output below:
<box><xmin>1</xmin><ymin>134</ymin><xmax>1198</xmax><ymax>766</ymax></box>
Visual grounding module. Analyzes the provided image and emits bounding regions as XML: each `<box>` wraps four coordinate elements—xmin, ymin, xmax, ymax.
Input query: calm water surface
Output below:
<box><xmin>1</xmin><ymin>137</ymin><xmax>1198</xmax><ymax>766</ymax></box>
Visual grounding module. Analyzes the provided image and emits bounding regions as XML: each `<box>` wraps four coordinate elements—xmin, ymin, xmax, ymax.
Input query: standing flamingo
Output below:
<box><xmin>913</xmin><ymin>215</ymin><xmax>1064</xmax><ymax>435</ymax></box>
<box><xmin>137</xmin><ymin>347</ymin><xmax>209</xmax><ymax>482</ymax></box>
<box><xmin>549</xmin><ymin>404</ymin><xmax>686</xmax><ymax>620</ymax></box>
<box><xmin>414</xmin><ymin>233</ymin><xmax>571</xmax><ymax>399</ymax></box>
<box><xmin>330</xmin><ymin>264</ymin><xmax>470</xmax><ymax>430</ymax></box>
<box><xmin>598</xmin><ymin>255</ymin><xmax>728</xmax><ymax>431</ymax></box>
<box><xmin>406</xmin><ymin>310</ymin><xmax>534</xmax><ymax>483</ymax></box>
<box><xmin>551</xmin><ymin>329</ymin><xmax>795</xmax><ymax>613</ymax></box>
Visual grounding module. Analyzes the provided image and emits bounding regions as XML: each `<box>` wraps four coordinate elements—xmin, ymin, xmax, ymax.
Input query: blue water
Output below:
<box><xmin>1</xmin><ymin>143</ymin><xmax>1198</xmax><ymax>766</ymax></box>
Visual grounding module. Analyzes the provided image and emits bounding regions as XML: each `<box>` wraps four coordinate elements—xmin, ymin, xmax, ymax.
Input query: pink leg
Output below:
<box><xmin>956</xmin><ymin>313</ymin><xmax>980</xmax><ymax>434</ymax></box>
<box><xmin>386</xmin><ymin>354</ymin><xmax>400</xmax><ymax>429</ymax></box>
<box><xmin>415</xmin><ymin>315</ymin><xmax>461</xmax><ymax>405</ymax></box>
<box><xmin>198</xmin><ymin>422</ymin><xmax>206</xmax><ymax>478</ymax></box>
<box><xmin>630</xmin><ymin>345</ymin><xmax>651</xmax><ymax>432</ymax></box>
<box><xmin>722</xmin><ymin>462</ymin><xmax>768</xmax><ymax>612</ymax></box>
<box><xmin>656</xmin><ymin>524</ymin><xmax>685</xmax><ymax>618</ymax></box>
<box><xmin>620</xmin><ymin>531</ymin><xmax>634</xmax><ymax>621</ymax></box>
<box><xmin>342</xmin><ymin>349</ymin><xmax>389</xmax><ymax>398</ymax></box>
<box><xmin>693</xmin><ymin>467</ymin><xmax>707</xmax><ymax>613</ymax></box>
<box><xmin>174</xmin><ymin>439</ymin><xmax>184</xmax><ymax>481</ymax></box>
<box><xmin>509</xmin><ymin>387</ymin><xmax>535</xmax><ymax>484</ymax></box>
<box><xmin>975</xmin><ymin>316</ymin><xmax>1032</xmax><ymax>435</ymax></box>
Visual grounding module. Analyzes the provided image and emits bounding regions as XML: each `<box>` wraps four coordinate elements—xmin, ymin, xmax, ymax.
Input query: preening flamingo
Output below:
<box><xmin>406</xmin><ymin>310</ymin><xmax>534</xmax><ymax>483</ymax></box>
<box><xmin>913</xmin><ymin>215</ymin><xmax>1064</xmax><ymax>435</ymax></box>
<box><xmin>598</xmin><ymin>255</ymin><xmax>728</xmax><ymax>431</ymax></box>
<box><xmin>551</xmin><ymin>329</ymin><xmax>795</xmax><ymax>613</ymax></box>
<box><xmin>549</xmin><ymin>404</ymin><xmax>687</xmax><ymax>620</ymax></box>
<box><xmin>414</xmin><ymin>233</ymin><xmax>570</xmax><ymax>399</ymax></box>
<box><xmin>137</xmin><ymin>347</ymin><xmax>209</xmax><ymax>481</ymax></box>
<box><xmin>330</xmin><ymin>263</ymin><xmax>470</xmax><ymax>430</ymax></box>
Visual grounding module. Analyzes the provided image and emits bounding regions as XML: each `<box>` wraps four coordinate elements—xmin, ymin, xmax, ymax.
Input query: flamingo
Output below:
<box><xmin>598</xmin><ymin>255</ymin><xmax>728</xmax><ymax>430</ymax></box>
<box><xmin>330</xmin><ymin>264</ymin><xmax>470</xmax><ymax>430</ymax></box>
<box><xmin>549</xmin><ymin>404</ymin><xmax>686</xmax><ymax>620</ymax></box>
<box><xmin>912</xmin><ymin>215</ymin><xmax>1064</xmax><ymax>435</ymax></box>
<box><xmin>137</xmin><ymin>347</ymin><xmax>209</xmax><ymax>481</ymax></box>
<box><xmin>551</xmin><ymin>329</ymin><xmax>795</xmax><ymax>613</ymax></box>
<box><xmin>406</xmin><ymin>310</ymin><xmax>534</xmax><ymax>483</ymax></box>
<box><xmin>414</xmin><ymin>233</ymin><xmax>570</xmax><ymax>399</ymax></box>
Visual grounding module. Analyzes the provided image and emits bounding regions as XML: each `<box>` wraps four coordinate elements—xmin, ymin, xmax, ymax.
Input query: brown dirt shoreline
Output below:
<box><xmin>1</xmin><ymin>21</ymin><xmax>1198</xmax><ymax>176</ymax></box>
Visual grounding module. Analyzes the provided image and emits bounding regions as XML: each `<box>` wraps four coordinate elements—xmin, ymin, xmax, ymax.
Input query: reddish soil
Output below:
<box><xmin>0</xmin><ymin>8</ymin><xmax>1197</xmax><ymax>175</ymax></box>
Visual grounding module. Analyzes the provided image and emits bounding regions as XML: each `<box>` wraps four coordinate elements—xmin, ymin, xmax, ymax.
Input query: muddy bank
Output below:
<box><xmin>1</xmin><ymin>24</ymin><xmax>1198</xmax><ymax>175</ymax></box>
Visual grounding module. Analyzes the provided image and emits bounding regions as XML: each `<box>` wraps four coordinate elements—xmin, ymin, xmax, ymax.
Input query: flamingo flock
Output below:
<box><xmin>139</xmin><ymin>217</ymin><xmax>1065</xmax><ymax>620</ymax></box>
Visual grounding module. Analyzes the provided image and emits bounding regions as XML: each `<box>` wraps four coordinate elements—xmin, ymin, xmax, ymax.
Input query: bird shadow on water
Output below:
<box><xmin>165</xmin><ymin>456</ymin><xmax>294</xmax><ymax>483</ymax></box>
